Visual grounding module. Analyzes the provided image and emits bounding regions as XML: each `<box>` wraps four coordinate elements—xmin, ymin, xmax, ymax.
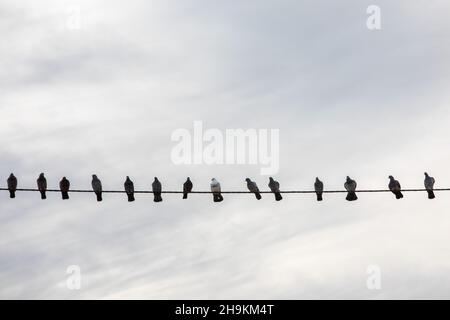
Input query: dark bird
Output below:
<box><xmin>268</xmin><ymin>177</ymin><xmax>282</xmax><ymax>201</ymax></box>
<box><xmin>37</xmin><ymin>173</ymin><xmax>47</xmax><ymax>200</ymax></box>
<box><xmin>314</xmin><ymin>177</ymin><xmax>324</xmax><ymax>201</ymax></box>
<box><xmin>183</xmin><ymin>177</ymin><xmax>193</xmax><ymax>199</ymax></box>
<box><xmin>59</xmin><ymin>177</ymin><xmax>70</xmax><ymax>200</ymax></box>
<box><xmin>388</xmin><ymin>176</ymin><xmax>403</xmax><ymax>199</ymax></box>
<box><xmin>91</xmin><ymin>174</ymin><xmax>103</xmax><ymax>202</ymax></box>
<box><xmin>246</xmin><ymin>178</ymin><xmax>261</xmax><ymax>200</ymax></box>
<box><xmin>124</xmin><ymin>176</ymin><xmax>135</xmax><ymax>202</ymax></box>
<box><xmin>210</xmin><ymin>178</ymin><xmax>223</xmax><ymax>202</ymax></box>
<box><xmin>424</xmin><ymin>172</ymin><xmax>436</xmax><ymax>199</ymax></box>
<box><xmin>7</xmin><ymin>173</ymin><xmax>17</xmax><ymax>199</ymax></box>
<box><xmin>152</xmin><ymin>177</ymin><xmax>162</xmax><ymax>202</ymax></box>
<box><xmin>344</xmin><ymin>176</ymin><xmax>358</xmax><ymax>201</ymax></box>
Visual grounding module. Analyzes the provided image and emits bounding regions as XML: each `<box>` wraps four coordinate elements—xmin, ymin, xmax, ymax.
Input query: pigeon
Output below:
<box><xmin>344</xmin><ymin>176</ymin><xmax>358</xmax><ymax>201</ymax></box>
<box><xmin>37</xmin><ymin>173</ymin><xmax>47</xmax><ymax>200</ymax></box>
<box><xmin>314</xmin><ymin>177</ymin><xmax>324</xmax><ymax>201</ymax></box>
<box><xmin>124</xmin><ymin>176</ymin><xmax>135</xmax><ymax>202</ymax></box>
<box><xmin>268</xmin><ymin>177</ymin><xmax>282</xmax><ymax>201</ymax></box>
<box><xmin>91</xmin><ymin>174</ymin><xmax>103</xmax><ymax>201</ymax></box>
<box><xmin>388</xmin><ymin>176</ymin><xmax>403</xmax><ymax>199</ymax></box>
<box><xmin>7</xmin><ymin>173</ymin><xmax>17</xmax><ymax>199</ymax></box>
<box><xmin>152</xmin><ymin>177</ymin><xmax>162</xmax><ymax>202</ymax></box>
<box><xmin>424</xmin><ymin>172</ymin><xmax>435</xmax><ymax>199</ymax></box>
<box><xmin>246</xmin><ymin>178</ymin><xmax>261</xmax><ymax>200</ymax></box>
<box><xmin>210</xmin><ymin>178</ymin><xmax>223</xmax><ymax>202</ymax></box>
<box><xmin>183</xmin><ymin>177</ymin><xmax>193</xmax><ymax>199</ymax></box>
<box><xmin>59</xmin><ymin>177</ymin><xmax>70</xmax><ymax>200</ymax></box>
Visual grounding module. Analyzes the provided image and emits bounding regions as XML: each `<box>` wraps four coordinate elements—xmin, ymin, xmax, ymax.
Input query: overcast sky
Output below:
<box><xmin>1</xmin><ymin>0</ymin><xmax>450</xmax><ymax>299</ymax></box>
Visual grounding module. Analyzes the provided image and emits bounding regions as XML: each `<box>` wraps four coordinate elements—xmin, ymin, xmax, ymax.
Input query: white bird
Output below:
<box><xmin>124</xmin><ymin>176</ymin><xmax>135</xmax><ymax>202</ymax></box>
<box><xmin>388</xmin><ymin>176</ymin><xmax>403</xmax><ymax>199</ymax></box>
<box><xmin>7</xmin><ymin>173</ymin><xmax>17</xmax><ymax>199</ymax></box>
<box><xmin>314</xmin><ymin>177</ymin><xmax>324</xmax><ymax>201</ymax></box>
<box><xmin>210</xmin><ymin>178</ymin><xmax>223</xmax><ymax>202</ymax></box>
<box><xmin>344</xmin><ymin>176</ymin><xmax>358</xmax><ymax>201</ymax></box>
<box><xmin>268</xmin><ymin>177</ymin><xmax>282</xmax><ymax>201</ymax></box>
<box><xmin>424</xmin><ymin>172</ymin><xmax>435</xmax><ymax>199</ymax></box>
<box><xmin>91</xmin><ymin>175</ymin><xmax>103</xmax><ymax>202</ymax></box>
<box><xmin>37</xmin><ymin>173</ymin><xmax>47</xmax><ymax>200</ymax></box>
<box><xmin>246</xmin><ymin>178</ymin><xmax>261</xmax><ymax>200</ymax></box>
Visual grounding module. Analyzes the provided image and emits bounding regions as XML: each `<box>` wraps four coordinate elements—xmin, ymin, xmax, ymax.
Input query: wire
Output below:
<box><xmin>1</xmin><ymin>188</ymin><xmax>449</xmax><ymax>194</ymax></box>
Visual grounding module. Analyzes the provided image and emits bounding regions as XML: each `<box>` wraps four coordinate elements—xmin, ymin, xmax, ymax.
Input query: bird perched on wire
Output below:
<box><xmin>91</xmin><ymin>175</ymin><xmax>103</xmax><ymax>202</ymax></box>
<box><xmin>388</xmin><ymin>176</ymin><xmax>403</xmax><ymax>199</ymax></box>
<box><xmin>7</xmin><ymin>173</ymin><xmax>17</xmax><ymax>199</ymax></box>
<box><xmin>37</xmin><ymin>173</ymin><xmax>47</xmax><ymax>200</ymax></box>
<box><xmin>211</xmin><ymin>178</ymin><xmax>223</xmax><ymax>202</ymax></box>
<box><xmin>424</xmin><ymin>172</ymin><xmax>435</xmax><ymax>199</ymax></box>
<box><xmin>314</xmin><ymin>177</ymin><xmax>324</xmax><ymax>201</ymax></box>
<box><xmin>59</xmin><ymin>177</ymin><xmax>70</xmax><ymax>200</ymax></box>
<box><xmin>246</xmin><ymin>178</ymin><xmax>261</xmax><ymax>200</ymax></box>
<box><xmin>124</xmin><ymin>176</ymin><xmax>135</xmax><ymax>202</ymax></box>
<box><xmin>152</xmin><ymin>177</ymin><xmax>162</xmax><ymax>202</ymax></box>
<box><xmin>344</xmin><ymin>176</ymin><xmax>358</xmax><ymax>201</ymax></box>
<box><xmin>268</xmin><ymin>177</ymin><xmax>282</xmax><ymax>201</ymax></box>
<box><xmin>183</xmin><ymin>177</ymin><xmax>193</xmax><ymax>199</ymax></box>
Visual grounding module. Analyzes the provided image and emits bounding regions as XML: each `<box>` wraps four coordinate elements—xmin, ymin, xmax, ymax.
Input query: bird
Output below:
<box><xmin>91</xmin><ymin>175</ymin><xmax>103</xmax><ymax>201</ymax></box>
<box><xmin>183</xmin><ymin>177</ymin><xmax>193</xmax><ymax>199</ymax></box>
<box><xmin>344</xmin><ymin>176</ymin><xmax>358</xmax><ymax>201</ymax></box>
<box><xmin>246</xmin><ymin>178</ymin><xmax>261</xmax><ymax>200</ymax></box>
<box><xmin>314</xmin><ymin>177</ymin><xmax>324</xmax><ymax>201</ymax></box>
<box><xmin>7</xmin><ymin>173</ymin><xmax>17</xmax><ymax>199</ymax></box>
<box><xmin>388</xmin><ymin>176</ymin><xmax>403</xmax><ymax>199</ymax></box>
<box><xmin>37</xmin><ymin>173</ymin><xmax>47</xmax><ymax>200</ymax></box>
<box><xmin>424</xmin><ymin>172</ymin><xmax>435</xmax><ymax>199</ymax></box>
<box><xmin>210</xmin><ymin>178</ymin><xmax>223</xmax><ymax>202</ymax></box>
<box><xmin>152</xmin><ymin>177</ymin><xmax>162</xmax><ymax>202</ymax></box>
<box><xmin>124</xmin><ymin>176</ymin><xmax>135</xmax><ymax>202</ymax></box>
<box><xmin>59</xmin><ymin>177</ymin><xmax>70</xmax><ymax>200</ymax></box>
<box><xmin>268</xmin><ymin>177</ymin><xmax>282</xmax><ymax>201</ymax></box>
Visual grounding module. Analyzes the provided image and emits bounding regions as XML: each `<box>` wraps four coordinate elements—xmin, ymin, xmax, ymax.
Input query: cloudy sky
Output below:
<box><xmin>1</xmin><ymin>0</ymin><xmax>450</xmax><ymax>299</ymax></box>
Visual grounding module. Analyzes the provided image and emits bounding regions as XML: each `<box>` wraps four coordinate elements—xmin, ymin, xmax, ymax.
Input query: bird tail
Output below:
<box><xmin>213</xmin><ymin>193</ymin><xmax>223</xmax><ymax>202</ymax></box>
<box><xmin>9</xmin><ymin>190</ymin><xmax>15</xmax><ymax>199</ymax></box>
<box><xmin>183</xmin><ymin>192</ymin><xmax>188</xmax><ymax>199</ymax></box>
<box><xmin>154</xmin><ymin>193</ymin><xmax>163</xmax><ymax>202</ymax></box>
<box><xmin>346</xmin><ymin>192</ymin><xmax>357</xmax><ymax>201</ymax></box>
<box><xmin>96</xmin><ymin>192</ymin><xmax>102</xmax><ymax>202</ymax></box>
<box><xmin>427</xmin><ymin>190</ymin><xmax>435</xmax><ymax>199</ymax></box>
<box><xmin>275</xmin><ymin>192</ymin><xmax>282</xmax><ymax>201</ymax></box>
<box><xmin>40</xmin><ymin>191</ymin><xmax>46</xmax><ymax>200</ymax></box>
<box><xmin>127</xmin><ymin>194</ymin><xmax>135</xmax><ymax>202</ymax></box>
<box><xmin>255</xmin><ymin>192</ymin><xmax>261</xmax><ymax>200</ymax></box>
<box><xmin>62</xmin><ymin>192</ymin><xmax>69</xmax><ymax>200</ymax></box>
<box><xmin>395</xmin><ymin>191</ymin><xmax>404</xmax><ymax>199</ymax></box>
<box><xmin>316</xmin><ymin>193</ymin><xmax>323</xmax><ymax>201</ymax></box>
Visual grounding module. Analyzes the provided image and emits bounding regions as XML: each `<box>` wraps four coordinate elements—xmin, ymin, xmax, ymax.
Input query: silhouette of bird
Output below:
<box><xmin>210</xmin><ymin>178</ymin><xmax>223</xmax><ymax>202</ymax></box>
<box><xmin>37</xmin><ymin>173</ymin><xmax>47</xmax><ymax>200</ymax></box>
<box><xmin>59</xmin><ymin>177</ymin><xmax>70</xmax><ymax>200</ymax></box>
<box><xmin>246</xmin><ymin>178</ymin><xmax>261</xmax><ymax>200</ymax></box>
<box><xmin>314</xmin><ymin>177</ymin><xmax>324</xmax><ymax>201</ymax></box>
<box><xmin>91</xmin><ymin>175</ymin><xmax>103</xmax><ymax>201</ymax></box>
<box><xmin>344</xmin><ymin>176</ymin><xmax>358</xmax><ymax>201</ymax></box>
<box><xmin>152</xmin><ymin>177</ymin><xmax>162</xmax><ymax>202</ymax></box>
<box><xmin>424</xmin><ymin>172</ymin><xmax>435</xmax><ymax>199</ymax></box>
<box><xmin>388</xmin><ymin>176</ymin><xmax>403</xmax><ymax>199</ymax></box>
<box><xmin>268</xmin><ymin>177</ymin><xmax>282</xmax><ymax>201</ymax></box>
<box><xmin>7</xmin><ymin>173</ymin><xmax>17</xmax><ymax>199</ymax></box>
<box><xmin>183</xmin><ymin>177</ymin><xmax>193</xmax><ymax>199</ymax></box>
<box><xmin>124</xmin><ymin>176</ymin><xmax>135</xmax><ymax>202</ymax></box>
